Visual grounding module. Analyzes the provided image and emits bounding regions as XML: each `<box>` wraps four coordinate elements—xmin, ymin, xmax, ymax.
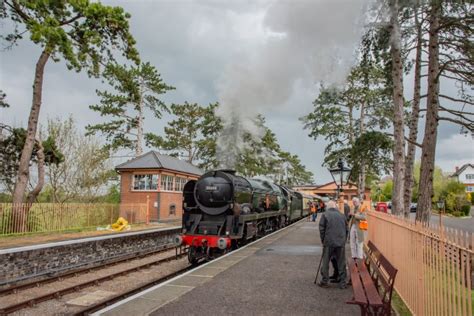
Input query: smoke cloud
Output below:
<box><xmin>216</xmin><ymin>0</ymin><xmax>372</xmax><ymax>169</ymax></box>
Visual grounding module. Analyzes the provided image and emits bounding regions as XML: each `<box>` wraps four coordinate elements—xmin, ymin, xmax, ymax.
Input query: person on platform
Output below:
<box><xmin>343</xmin><ymin>200</ymin><xmax>351</xmax><ymax>222</ymax></box>
<box><xmin>318</xmin><ymin>200</ymin><xmax>347</xmax><ymax>289</ymax></box>
<box><xmin>311</xmin><ymin>202</ymin><xmax>317</xmax><ymax>222</ymax></box>
<box><xmin>329</xmin><ymin>199</ymin><xmax>352</xmax><ymax>282</ymax></box>
<box><xmin>349</xmin><ymin>197</ymin><xmax>366</xmax><ymax>260</ymax></box>
<box><xmin>319</xmin><ymin>200</ymin><xmax>325</xmax><ymax>213</ymax></box>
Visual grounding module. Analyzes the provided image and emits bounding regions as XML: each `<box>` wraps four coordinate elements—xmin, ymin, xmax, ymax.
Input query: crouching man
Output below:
<box><xmin>318</xmin><ymin>200</ymin><xmax>348</xmax><ymax>289</ymax></box>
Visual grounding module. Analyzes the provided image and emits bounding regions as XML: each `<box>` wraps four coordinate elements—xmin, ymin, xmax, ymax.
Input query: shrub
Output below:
<box><xmin>452</xmin><ymin>211</ymin><xmax>462</xmax><ymax>217</ymax></box>
<box><xmin>461</xmin><ymin>204</ymin><xmax>471</xmax><ymax>216</ymax></box>
<box><xmin>445</xmin><ymin>192</ymin><xmax>470</xmax><ymax>213</ymax></box>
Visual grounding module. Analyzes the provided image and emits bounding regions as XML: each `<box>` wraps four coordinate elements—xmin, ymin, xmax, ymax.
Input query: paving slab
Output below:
<box><xmin>102</xmin><ymin>285</ymin><xmax>193</xmax><ymax>316</ymax></box>
<box><xmin>98</xmin><ymin>219</ymin><xmax>359</xmax><ymax>316</ymax></box>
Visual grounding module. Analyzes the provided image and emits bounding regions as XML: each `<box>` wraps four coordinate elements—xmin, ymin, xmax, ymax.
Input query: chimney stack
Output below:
<box><xmin>455</xmin><ymin>166</ymin><xmax>459</xmax><ymax>172</ymax></box>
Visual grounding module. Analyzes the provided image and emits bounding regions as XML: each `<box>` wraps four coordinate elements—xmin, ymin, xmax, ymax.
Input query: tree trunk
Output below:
<box><xmin>27</xmin><ymin>139</ymin><xmax>45</xmax><ymax>204</ymax></box>
<box><xmin>348</xmin><ymin>104</ymin><xmax>355</xmax><ymax>145</ymax></box>
<box><xmin>358</xmin><ymin>101</ymin><xmax>366</xmax><ymax>200</ymax></box>
<box><xmin>416</xmin><ymin>2</ymin><xmax>440</xmax><ymax>224</ymax></box>
<box><xmin>136</xmin><ymin>81</ymin><xmax>144</xmax><ymax>157</ymax></box>
<box><xmin>403</xmin><ymin>7</ymin><xmax>423</xmax><ymax>218</ymax></box>
<box><xmin>11</xmin><ymin>49</ymin><xmax>49</xmax><ymax>232</ymax></box>
<box><xmin>389</xmin><ymin>0</ymin><xmax>406</xmax><ymax>216</ymax></box>
<box><xmin>358</xmin><ymin>163</ymin><xmax>366</xmax><ymax>200</ymax></box>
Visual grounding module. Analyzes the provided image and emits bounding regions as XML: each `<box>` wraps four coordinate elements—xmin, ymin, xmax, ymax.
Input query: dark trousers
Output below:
<box><xmin>311</xmin><ymin>213</ymin><xmax>317</xmax><ymax>221</ymax></box>
<box><xmin>321</xmin><ymin>246</ymin><xmax>347</xmax><ymax>286</ymax></box>
<box><xmin>331</xmin><ymin>256</ymin><xmax>338</xmax><ymax>278</ymax></box>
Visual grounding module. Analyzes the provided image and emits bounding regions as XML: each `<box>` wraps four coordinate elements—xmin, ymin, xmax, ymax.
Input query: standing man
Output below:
<box><xmin>311</xmin><ymin>202</ymin><xmax>317</xmax><ymax>222</ymax></box>
<box><xmin>343</xmin><ymin>200</ymin><xmax>351</xmax><ymax>222</ymax></box>
<box><xmin>318</xmin><ymin>200</ymin><xmax>347</xmax><ymax>289</ymax></box>
<box><xmin>349</xmin><ymin>197</ymin><xmax>366</xmax><ymax>260</ymax></box>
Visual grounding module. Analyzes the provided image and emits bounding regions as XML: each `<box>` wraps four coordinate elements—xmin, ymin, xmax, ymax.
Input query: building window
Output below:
<box><xmin>161</xmin><ymin>175</ymin><xmax>174</xmax><ymax>191</ymax></box>
<box><xmin>467</xmin><ymin>186</ymin><xmax>474</xmax><ymax>192</ymax></box>
<box><xmin>133</xmin><ymin>174</ymin><xmax>158</xmax><ymax>191</ymax></box>
<box><xmin>169</xmin><ymin>204</ymin><xmax>176</xmax><ymax>216</ymax></box>
<box><xmin>175</xmin><ymin>177</ymin><xmax>188</xmax><ymax>191</ymax></box>
<box><xmin>466</xmin><ymin>174</ymin><xmax>474</xmax><ymax>180</ymax></box>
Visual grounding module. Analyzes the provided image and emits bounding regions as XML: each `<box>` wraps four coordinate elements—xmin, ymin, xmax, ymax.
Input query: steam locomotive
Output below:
<box><xmin>174</xmin><ymin>169</ymin><xmax>319</xmax><ymax>264</ymax></box>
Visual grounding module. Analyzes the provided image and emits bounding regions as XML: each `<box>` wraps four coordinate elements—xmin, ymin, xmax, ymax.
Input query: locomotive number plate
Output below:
<box><xmin>205</xmin><ymin>186</ymin><xmax>218</xmax><ymax>191</ymax></box>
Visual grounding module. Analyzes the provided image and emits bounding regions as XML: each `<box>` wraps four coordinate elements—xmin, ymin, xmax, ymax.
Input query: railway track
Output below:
<box><xmin>0</xmin><ymin>245</ymin><xmax>182</xmax><ymax>297</ymax></box>
<box><xmin>0</xmin><ymin>219</ymin><xmax>302</xmax><ymax>315</ymax></box>
<box><xmin>0</xmin><ymin>247</ymin><xmax>188</xmax><ymax>315</ymax></box>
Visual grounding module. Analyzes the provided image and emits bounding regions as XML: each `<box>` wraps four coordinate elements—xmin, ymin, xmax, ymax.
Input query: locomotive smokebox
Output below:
<box><xmin>194</xmin><ymin>170</ymin><xmax>252</xmax><ymax>216</ymax></box>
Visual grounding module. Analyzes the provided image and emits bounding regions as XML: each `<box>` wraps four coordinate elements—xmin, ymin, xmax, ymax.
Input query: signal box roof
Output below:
<box><xmin>115</xmin><ymin>151</ymin><xmax>203</xmax><ymax>176</ymax></box>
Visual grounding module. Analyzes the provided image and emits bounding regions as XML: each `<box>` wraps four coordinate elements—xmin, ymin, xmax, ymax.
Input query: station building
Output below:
<box><xmin>115</xmin><ymin>151</ymin><xmax>203</xmax><ymax>222</ymax></box>
<box><xmin>293</xmin><ymin>182</ymin><xmax>371</xmax><ymax>207</ymax></box>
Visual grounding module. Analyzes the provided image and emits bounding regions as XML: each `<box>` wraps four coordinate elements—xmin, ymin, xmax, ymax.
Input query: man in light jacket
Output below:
<box><xmin>349</xmin><ymin>197</ymin><xmax>366</xmax><ymax>259</ymax></box>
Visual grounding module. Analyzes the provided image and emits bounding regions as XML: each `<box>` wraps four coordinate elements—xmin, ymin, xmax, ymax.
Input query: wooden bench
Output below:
<box><xmin>347</xmin><ymin>240</ymin><xmax>398</xmax><ymax>315</ymax></box>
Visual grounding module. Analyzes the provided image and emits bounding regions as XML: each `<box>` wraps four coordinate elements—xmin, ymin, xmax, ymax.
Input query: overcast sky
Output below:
<box><xmin>1</xmin><ymin>0</ymin><xmax>473</xmax><ymax>183</ymax></box>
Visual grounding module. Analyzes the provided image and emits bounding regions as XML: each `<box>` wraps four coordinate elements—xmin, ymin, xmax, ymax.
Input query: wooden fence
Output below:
<box><xmin>0</xmin><ymin>203</ymin><xmax>148</xmax><ymax>236</ymax></box>
<box><xmin>367</xmin><ymin>210</ymin><xmax>473</xmax><ymax>316</ymax></box>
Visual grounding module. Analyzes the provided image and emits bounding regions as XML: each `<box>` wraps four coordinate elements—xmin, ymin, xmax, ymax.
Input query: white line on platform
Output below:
<box><xmin>186</xmin><ymin>274</ymin><xmax>213</xmax><ymax>278</ymax></box>
<box><xmin>93</xmin><ymin>218</ymin><xmax>306</xmax><ymax>315</ymax></box>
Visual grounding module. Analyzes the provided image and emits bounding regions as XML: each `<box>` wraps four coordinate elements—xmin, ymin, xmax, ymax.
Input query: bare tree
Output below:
<box><xmin>46</xmin><ymin>117</ymin><xmax>114</xmax><ymax>203</ymax></box>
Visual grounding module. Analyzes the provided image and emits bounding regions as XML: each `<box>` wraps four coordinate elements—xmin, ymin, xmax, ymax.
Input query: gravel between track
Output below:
<box><xmin>0</xmin><ymin>249</ymin><xmax>189</xmax><ymax>315</ymax></box>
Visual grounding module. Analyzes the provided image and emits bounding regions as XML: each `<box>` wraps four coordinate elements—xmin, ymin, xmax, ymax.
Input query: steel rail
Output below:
<box><xmin>0</xmin><ymin>245</ymin><xmax>178</xmax><ymax>297</ymax></box>
<box><xmin>0</xmin><ymin>251</ymin><xmax>188</xmax><ymax>315</ymax></box>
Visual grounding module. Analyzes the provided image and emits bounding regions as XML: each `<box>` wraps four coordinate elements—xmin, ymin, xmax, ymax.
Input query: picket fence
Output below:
<box><xmin>367</xmin><ymin>210</ymin><xmax>473</xmax><ymax>316</ymax></box>
<box><xmin>0</xmin><ymin>203</ymin><xmax>147</xmax><ymax>236</ymax></box>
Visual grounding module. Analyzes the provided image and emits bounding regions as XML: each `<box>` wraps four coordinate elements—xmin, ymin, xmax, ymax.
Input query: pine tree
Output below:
<box><xmin>87</xmin><ymin>62</ymin><xmax>174</xmax><ymax>156</ymax></box>
<box><xmin>146</xmin><ymin>102</ymin><xmax>221</xmax><ymax>168</ymax></box>
<box><xmin>2</xmin><ymin>1</ymin><xmax>138</xmax><ymax>232</ymax></box>
<box><xmin>302</xmin><ymin>62</ymin><xmax>391</xmax><ymax>196</ymax></box>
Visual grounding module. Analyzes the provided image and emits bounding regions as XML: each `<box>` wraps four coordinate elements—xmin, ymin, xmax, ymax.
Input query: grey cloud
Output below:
<box><xmin>1</xmin><ymin>0</ymin><xmax>472</xmax><ymax>182</ymax></box>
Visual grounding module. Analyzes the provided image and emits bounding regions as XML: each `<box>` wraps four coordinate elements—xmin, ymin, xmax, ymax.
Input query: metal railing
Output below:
<box><xmin>0</xmin><ymin>203</ymin><xmax>148</xmax><ymax>236</ymax></box>
<box><xmin>367</xmin><ymin>210</ymin><xmax>473</xmax><ymax>316</ymax></box>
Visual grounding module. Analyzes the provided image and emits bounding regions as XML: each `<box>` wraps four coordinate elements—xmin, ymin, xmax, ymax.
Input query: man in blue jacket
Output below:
<box><xmin>318</xmin><ymin>200</ymin><xmax>348</xmax><ymax>289</ymax></box>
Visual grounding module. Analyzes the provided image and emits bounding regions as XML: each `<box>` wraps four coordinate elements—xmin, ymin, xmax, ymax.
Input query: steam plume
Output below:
<box><xmin>216</xmin><ymin>0</ymin><xmax>372</xmax><ymax>169</ymax></box>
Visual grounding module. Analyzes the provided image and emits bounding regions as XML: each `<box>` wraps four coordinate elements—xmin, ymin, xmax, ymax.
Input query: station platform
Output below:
<box><xmin>96</xmin><ymin>219</ymin><xmax>358</xmax><ymax>316</ymax></box>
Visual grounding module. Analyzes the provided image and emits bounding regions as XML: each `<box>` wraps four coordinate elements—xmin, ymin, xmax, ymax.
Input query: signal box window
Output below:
<box><xmin>161</xmin><ymin>175</ymin><xmax>174</xmax><ymax>191</ymax></box>
<box><xmin>175</xmin><ymin>177</ymin><xmax>187</xmax><ymax>191</ymax></box>
<box><xmin>133</xmin><ymin>174</ymin><xmax>158</xmax><ymax>191</ymax></box>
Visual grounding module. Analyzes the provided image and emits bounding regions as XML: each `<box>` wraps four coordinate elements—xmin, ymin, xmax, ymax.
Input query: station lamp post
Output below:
<box><xmin>436</xmin><ymin>199</ymin><xmax>445</xmax><ymax>229</ymax></box>
<box><xmin>328</xmin><ymin>158</ymin><xmax>352</xmax><ymax>212</ymax></box>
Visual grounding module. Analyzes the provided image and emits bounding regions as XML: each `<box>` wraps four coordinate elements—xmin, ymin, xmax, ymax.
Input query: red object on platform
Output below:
<box><xmin>182</xmin><ymin>234</ymin><xmax>231</xmax><ymax>248</ymax></box>
<box><xmin>376</xmin><ymin>202</ymin><xmax>388</xmax><ymax>213</ymax></box>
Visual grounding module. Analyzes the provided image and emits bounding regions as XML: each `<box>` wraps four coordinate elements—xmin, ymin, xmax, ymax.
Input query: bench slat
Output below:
<box><xmin>358</xmin><ymin>261</ymin><xmax>384</xmax><ymax>307</ymax></box>
<box><xmin>348</xmin><ymin>260</ymin><xmax>367</xmax><ymax>305</ymax></box>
